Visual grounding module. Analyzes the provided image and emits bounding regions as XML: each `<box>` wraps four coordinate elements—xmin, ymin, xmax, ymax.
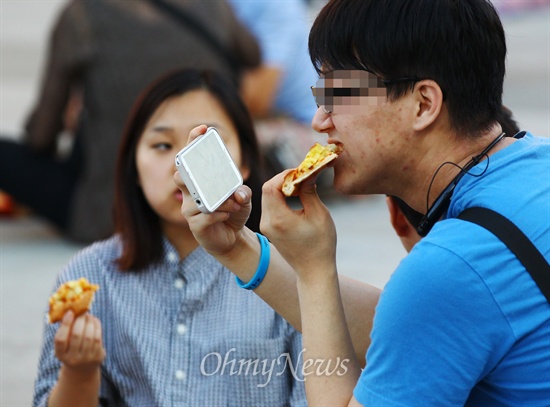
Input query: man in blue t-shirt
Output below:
<box><xmin>357</xmin><ymin>131</ymin><xmax>549</xmax><ymax>405</ymax></box>
<box><xmin>178</xmin><ymin>0</ymin><xmax>550</xmax><ymax>405</ymax></box>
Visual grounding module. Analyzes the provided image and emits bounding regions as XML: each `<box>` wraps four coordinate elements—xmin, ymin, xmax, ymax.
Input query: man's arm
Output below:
<box><xmin>175</xmin><ymin>132</ymin><xmax>380</xmax><ymax>366</ymax></box>
<box><xmin>219</xmin><ymin>227</ymin><xmax>380</xmax><ymax>366</ymax></box>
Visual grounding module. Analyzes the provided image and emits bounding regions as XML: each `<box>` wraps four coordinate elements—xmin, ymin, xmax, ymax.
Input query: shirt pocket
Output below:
<box><xmin>197</xmin><ymin>336</ymin><xmax>294</xmax><ymax>407</ymax></box>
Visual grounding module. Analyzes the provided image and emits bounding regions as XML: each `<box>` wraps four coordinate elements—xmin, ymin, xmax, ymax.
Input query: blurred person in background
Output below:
<box><xmin>0</xmin><ymin>0</ymin><xmax>260</xmax><ymax>242</ymax></box>
<box><xmin>33</xmin><ymin>68</ymin><xmax>306</xmax><ymax>406</ymax></box>
<box><xmin>228</xmin><ymin>0</ymin><xmax>321</xmax><ymax>178</ymax></box>
<box><xmin>492</xmin><ymin>0</ymin><xmax>549</xmax><ymax>14</ymax></box>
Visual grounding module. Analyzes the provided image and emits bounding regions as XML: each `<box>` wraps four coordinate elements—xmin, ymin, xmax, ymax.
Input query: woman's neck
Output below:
<box><xmin>162</xmin><ymin>223</ymin><xmax>200</xmax><ymax>261</ymax></box>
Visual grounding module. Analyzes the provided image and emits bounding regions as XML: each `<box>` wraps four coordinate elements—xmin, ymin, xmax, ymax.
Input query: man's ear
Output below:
<box><xmin>386</xmin><ymin>196</ymin><xmax>411</xmax><ymax>237</ymax></box>
<box><xmin>411</xmin><ymin>80</ymin><xmax>444</xmax><ymax>132</ymax></box>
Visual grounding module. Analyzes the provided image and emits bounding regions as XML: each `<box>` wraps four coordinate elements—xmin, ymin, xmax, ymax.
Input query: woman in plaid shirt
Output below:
<box><xmin>33</xmin><ymin>69</ymin><xmax>306</xmax><ymax>407</ymax></box>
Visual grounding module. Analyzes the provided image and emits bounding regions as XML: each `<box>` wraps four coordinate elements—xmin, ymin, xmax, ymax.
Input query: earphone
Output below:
<box><xmin>416</xmin><ymin>132</ymin><xmax>508</xmax><ymax>236</ymax></box>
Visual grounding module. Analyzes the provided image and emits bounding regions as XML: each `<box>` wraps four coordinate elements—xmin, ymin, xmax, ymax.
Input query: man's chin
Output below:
<box><xmin>332</xmin><ymin>175</ymin><xmax>352</xmax><ymax>195</ymax></box>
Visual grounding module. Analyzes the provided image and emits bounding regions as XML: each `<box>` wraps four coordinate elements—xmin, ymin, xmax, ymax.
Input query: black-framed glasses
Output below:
<box><xmin>311</xmin><ymin>70</ymin><xmax>424</xmax><ymax>113</ymax></box>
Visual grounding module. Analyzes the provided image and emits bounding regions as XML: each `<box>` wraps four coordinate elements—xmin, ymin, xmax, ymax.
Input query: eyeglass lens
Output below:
<box><xmin>311</xmin><ymin>70</ymin><xmax>388</xmax><ymax>113</ymax></box>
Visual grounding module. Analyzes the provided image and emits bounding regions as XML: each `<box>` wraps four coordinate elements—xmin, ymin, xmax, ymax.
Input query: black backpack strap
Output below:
<box><xmin>458</xmin><ymin>207</ymin><xmax>550</xmax><ymax>304</ymax></box>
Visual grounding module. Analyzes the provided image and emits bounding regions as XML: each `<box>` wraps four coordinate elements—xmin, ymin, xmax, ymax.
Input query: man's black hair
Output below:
<box><xmin>309</xmin><ymin>0</ymin><xmax>507</xmax><ymax>137</ymax></box>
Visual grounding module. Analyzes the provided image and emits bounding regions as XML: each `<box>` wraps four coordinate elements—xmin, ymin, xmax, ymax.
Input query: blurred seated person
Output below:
<box><xmin>229</xmin><ymin>0</ymin><xmax>320</xmax><ymax>177</ymax></box>
<box><xmin>0</xmin><ymin>0</ymin><xmax>259</xmax><ymax>242</ymax></box>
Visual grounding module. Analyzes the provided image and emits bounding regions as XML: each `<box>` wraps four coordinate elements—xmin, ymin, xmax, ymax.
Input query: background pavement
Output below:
<box><xmin>1</xmin><ymin>1</ymin><xmax>548</xmax><ymax>405</ymax></box>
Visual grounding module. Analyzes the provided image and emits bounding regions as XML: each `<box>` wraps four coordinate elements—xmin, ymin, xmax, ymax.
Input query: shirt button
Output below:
<box><xmin>167</xmin><ymin>252</ymin><xmax>178</xmax><ymax>263</ymax></box>
<box><xmin>174</xmin><ymin>278</ymin><xmax>185</xmax><ymax>289</ymax></box>
<box><xmin>177</xmin><ymin>324</ymin><xmax>187</xmax><ymax>335</ymax></box>
<box><xmin>175</xmin><ymin>370</ymin><xmax>186</xmax><ymax>380</ymax></box>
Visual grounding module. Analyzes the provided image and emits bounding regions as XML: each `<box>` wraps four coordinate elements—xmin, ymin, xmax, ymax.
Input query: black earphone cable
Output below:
<box><xmin>424</xmin><ymin>156</ymin><xmax>492</xmax><ymax>214</ymax></box>
<box><xmin>417</xmin><ymin>132</ymin><xmax>506</xmax><ymax>236</ymax></box>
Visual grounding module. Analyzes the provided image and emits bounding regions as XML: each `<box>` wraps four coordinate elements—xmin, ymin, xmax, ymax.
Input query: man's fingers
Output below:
<box><xmin>264</xmin><ymin>171</ymin><xmax>292</xmax><ymax>197</ymax></box>
<box><xmin>300</xmin><ymin>172</ymin><xmax>319</xmax><ymax>194</ymax></box>
<box><xmin>233</xmin><ymin>185</ymin><xmax>252</xmax><ymax>205</ymax></box>
<box><xmin>298</xmin><ymin>174</ymin><xmax>324</xmax><ymax>213</ymax></box>
<box><xmin>261</xmin><ymin>171</ymin><xmax>296</xmax><ymax>235</ymax></box>
<box><xmin>186</xmin><ymin>124</ymin><xmax>208</xmax><ymax>145</ymax></box>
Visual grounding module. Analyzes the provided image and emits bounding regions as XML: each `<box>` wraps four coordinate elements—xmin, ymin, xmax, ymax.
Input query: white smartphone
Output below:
<box><xmin>175</xmin><ymin>127</ymin><xmax>243</xmax><ymax>214</ymax></box>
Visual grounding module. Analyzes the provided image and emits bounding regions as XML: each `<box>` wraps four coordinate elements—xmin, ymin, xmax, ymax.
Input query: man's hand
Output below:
<box><xmin>174</xmin><ymin>125</ymin><xmax>253</xmax><ymax>258</ymax></box>
<box><xmin>261</xmin><ymin>171</ymin><xmax>337</xmax><ymax>283</ymax></box>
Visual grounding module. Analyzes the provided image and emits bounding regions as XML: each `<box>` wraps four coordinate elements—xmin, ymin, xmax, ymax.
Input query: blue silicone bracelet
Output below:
<box><xmin>235</xmin><ymin>233</ymin><xmax>270</xmax><ymax>290</ymax></box>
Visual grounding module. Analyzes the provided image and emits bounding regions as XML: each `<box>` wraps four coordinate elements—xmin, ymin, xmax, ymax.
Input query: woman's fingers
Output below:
<box><xmin>54</xmin><ymin>312</ymin><xmax>105</xmax><ymax>368</ymax></box>
<box><xmin>54</xmin><ymin>310</ymin><xmax>75</xmax><ymax>355</ymax></box>
<box><xmin>69</xmin><ymin>312</ymin><xmax>87</xmax><ymax>351</ymax></box>
<box><xmin>80</xmin><ymin>314</ymin><xmax>95</xmax><ymax>353</ymax></box>
<box><xmin>92</xmin><ymin>317</ymin><xmax>106</xmax><ymax>360</ymax></box>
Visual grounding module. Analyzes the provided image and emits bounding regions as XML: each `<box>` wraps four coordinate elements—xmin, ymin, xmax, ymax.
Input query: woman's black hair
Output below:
<box><xmin>309</xmin><ymin>0</ymin><xmax>507</xmax><ymax>137</ymax></box>
<box><xmin>114</xmin><ymin>68</ymin><xmax>265</xmax><ymax>270</ymax></box>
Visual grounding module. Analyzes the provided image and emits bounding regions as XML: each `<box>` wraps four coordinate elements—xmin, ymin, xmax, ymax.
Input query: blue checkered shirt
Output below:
<box><xmin>33</xmin><ymin>236</ymin><xmax>306</xmax><ymax>406</ymax></box>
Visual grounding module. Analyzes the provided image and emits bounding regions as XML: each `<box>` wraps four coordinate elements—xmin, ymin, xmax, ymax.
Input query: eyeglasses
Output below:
<box><xmin>311</xmin><ymin>70</ymin><xmax>423</xmax><ymax>114</ymax></box>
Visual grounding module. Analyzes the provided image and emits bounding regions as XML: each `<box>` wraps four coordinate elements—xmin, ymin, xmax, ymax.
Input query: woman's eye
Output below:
<box><xmin>152</xmin><ymin>142</ymin><xmax>172</xmax><ymax>151</ymax></box>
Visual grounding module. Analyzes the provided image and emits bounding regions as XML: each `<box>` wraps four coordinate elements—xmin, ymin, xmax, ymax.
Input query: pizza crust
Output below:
<box><xmin>282</xmin><ymin>143</ymin><xmax>343</xmax><ymax>197</ymax></box>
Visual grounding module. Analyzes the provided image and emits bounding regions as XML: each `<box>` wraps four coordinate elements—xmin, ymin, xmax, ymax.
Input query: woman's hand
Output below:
<box><xmin>47</xmin><ymin>311</ymin><xmax>105</xmax><ymax>406</ymax></box>
<box><xmin>261</xmin><ymin>171</ymin><xmax>338</xmax><ymax>283</ymax></box>
<box><xmin>54</xmin><ymin>311</ymin><xmax>105</xmax><ymax>375</ymax></box>
<box><xmin>174</xmin><ymin>125</ymin><xmax>253</xmax><ymax>257</ymax></box>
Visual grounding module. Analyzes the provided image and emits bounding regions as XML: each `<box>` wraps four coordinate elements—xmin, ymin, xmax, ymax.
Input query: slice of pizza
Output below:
<box><xmin>48</xmin><ymin>278</ymin><xmax>99</xmax><ymax>323</ymax></box>
<box><xmin>282</xmin><ymin>143</ymin><xmax>343</xmax><ymax>197</ymax></box>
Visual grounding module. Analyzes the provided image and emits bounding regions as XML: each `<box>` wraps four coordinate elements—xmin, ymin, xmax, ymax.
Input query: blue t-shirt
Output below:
<box><xmin>354</xmin><ymin>133</ymin><xmax>550</xmax><ymax>406</ymax></box>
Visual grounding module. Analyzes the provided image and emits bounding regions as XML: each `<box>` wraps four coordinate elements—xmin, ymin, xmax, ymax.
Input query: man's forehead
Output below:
<box><xmin>319</xmin><ymin>70</ymin><xmax>383</xmax><ymax>87</ymax></box>
<box><xmin>322</xmin><ymin>70</ymin><xmax>367</xmax><ymax>79</ymax></box>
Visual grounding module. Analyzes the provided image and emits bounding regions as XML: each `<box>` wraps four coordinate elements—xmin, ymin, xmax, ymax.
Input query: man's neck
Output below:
<box><xmin>402</xmin><ymin>123</ymin><xmax>513</xmax><ymax>214</ymax></box>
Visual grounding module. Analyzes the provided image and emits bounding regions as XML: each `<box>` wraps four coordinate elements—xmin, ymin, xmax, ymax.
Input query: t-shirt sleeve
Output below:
<box><xmin>353</xmin><ymin>240</ymin><xmax>515</xmax><ymax>406</ymax></box>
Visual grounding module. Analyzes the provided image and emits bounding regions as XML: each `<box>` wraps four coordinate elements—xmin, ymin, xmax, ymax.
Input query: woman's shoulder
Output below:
<box><xmin>58</xmin><ymin>235</ymin><xmax>122</xmax><ymax>283</ymax></box>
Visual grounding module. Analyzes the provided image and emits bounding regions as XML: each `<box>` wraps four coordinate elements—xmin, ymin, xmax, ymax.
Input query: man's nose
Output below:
<box><xmin>311</xmin><ymin>105</ymin><xmax>334</xmax><ymax>134</ymax></box>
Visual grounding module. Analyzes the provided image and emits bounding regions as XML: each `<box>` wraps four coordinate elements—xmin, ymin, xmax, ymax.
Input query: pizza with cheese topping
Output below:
<box><xmin>282</xmin><ymin>143</ymin><xmax>343</xmax><ymax>196</ymax></box>
<box><xmin>48</xmin><ymin>278</ymin><xmax>99</xmax><ymax>323</ymax></box>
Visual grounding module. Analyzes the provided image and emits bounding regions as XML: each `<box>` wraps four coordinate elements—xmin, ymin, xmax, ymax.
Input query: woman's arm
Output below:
<box><xmin>47</xmin><ymin>312</ymin><xmax>105</xmax><ymax>407</ymax></box>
